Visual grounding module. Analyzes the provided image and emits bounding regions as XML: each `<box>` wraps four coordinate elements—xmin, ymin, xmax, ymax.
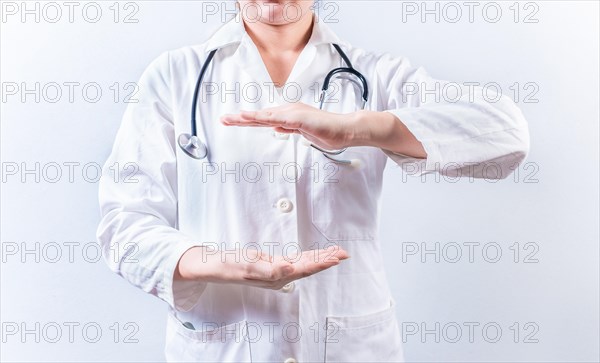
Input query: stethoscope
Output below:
<box><xmin>178</xmin><ymin>43</ymin><xmax>369</xmax><ymax>166</ymax></box>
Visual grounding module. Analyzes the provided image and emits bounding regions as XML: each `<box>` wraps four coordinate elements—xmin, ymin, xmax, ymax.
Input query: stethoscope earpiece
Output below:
<box><xmin>178</xmin><ymin>133</ymin><xmax>208</xmax><ymax>160</ymax></box>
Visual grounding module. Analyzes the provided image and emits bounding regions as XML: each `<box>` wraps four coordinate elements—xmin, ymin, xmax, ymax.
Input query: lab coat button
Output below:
<box><xmin>272</xmin><ymin>131</ymin><xmax>290</xmax><ymax>140</ymax></box>
<box><xmin>284</xmin><ymin>358</ymin><xmax>297</xmax><ymax>363</ymax></box>
<box><xmin>281</xmin><ymin>282</ymin><xmax>295</xmax><ymax>293</ymax></box>
<box><xmin>277</xmin><ymin>198</ymin><xmax>293</xmax><ymax>213</ymax></box>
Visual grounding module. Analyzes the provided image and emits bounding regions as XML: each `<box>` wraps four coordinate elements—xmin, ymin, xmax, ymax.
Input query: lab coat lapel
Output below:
<box><xmin>234</xmin><ymin>34</ymin><xmax>283</xmax><ymax>104</ymax></box>
<box><xmin>285</xmin><ymin>44</ymin><xmax>317</xmax><ymax>86</ymax></box>
<box><xmin>211</xmin><ymin>13</ymin><xmax>347</xmax><ymax>105</ymax></box>
<box><xmin>233</xmin><ymin>35</ymin><xmax>318</xmax><ymax>105</ymax></box>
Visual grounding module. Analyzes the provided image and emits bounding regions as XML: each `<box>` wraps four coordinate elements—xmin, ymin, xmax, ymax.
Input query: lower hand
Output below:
<box><xmin>176</xmin><ymin>245</ymin><xmax>350</xmax><ymax>290</ymax></box>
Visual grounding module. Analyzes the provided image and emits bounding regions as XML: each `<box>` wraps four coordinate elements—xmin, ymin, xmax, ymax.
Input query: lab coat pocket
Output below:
<box><xmin>165</xmin><ymin>313</ymin><xmax>252</xmax><ymax>362</ymax></box>
<box><xmin>324</xmin><ymin>300</ymin><xmax>403</xmax><ymax>362</ymax></box>
<box><xmin>310</xmin><ymin>147</ymin><xmax>378</xmax><ymax>241</ymax></box>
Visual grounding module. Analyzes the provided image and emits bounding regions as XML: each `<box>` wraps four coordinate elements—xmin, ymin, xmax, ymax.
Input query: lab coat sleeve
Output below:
<box><xmin>95</xmin><ymin>51</ymin><xmax>206</xmax><ymax>312</ymax></box>
<box><xmin>375</xmin><ymin>53</ymin><xmax>530</xmax><ymax>179</ymax></box>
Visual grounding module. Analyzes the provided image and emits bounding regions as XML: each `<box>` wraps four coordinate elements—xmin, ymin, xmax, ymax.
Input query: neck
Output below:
<box><xmin>242</xmin><ymin>13</ymin><xmax>314</xmax><ymax>54</ymax></box>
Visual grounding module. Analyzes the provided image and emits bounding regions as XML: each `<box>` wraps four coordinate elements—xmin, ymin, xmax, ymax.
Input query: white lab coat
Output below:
<box><xmin>96</xmin><ymin>13</ymin><xmax>529</xmax><ymax>363</ymax></box>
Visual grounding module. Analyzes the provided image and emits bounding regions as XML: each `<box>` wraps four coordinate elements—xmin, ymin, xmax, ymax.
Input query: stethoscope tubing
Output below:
<box><xmin>179</xmin><ymin>43</ymin><xmax>369</xmax><ymax>166</ymax></box>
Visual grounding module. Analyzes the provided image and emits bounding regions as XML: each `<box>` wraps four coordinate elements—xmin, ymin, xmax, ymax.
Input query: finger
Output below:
<box><xmin>234</xmin><ymin>106</ymin><xmax>280</xmax><ymax>119</ymax></box>
<box><xmin>224</xmin><ymin>110</ymin><xmax>303</xmax><ymax>130</ymax></box>
<box><xmin>292</xmin><ymin>251</ymin><xmax>342</xmax><ymax>278</ymax></box>
<box><xmin>220</xmin><ymin>113</ymin><xmax>243</xmax><ymax>122</ymax></box>
<box><xmin>223</xmin><ymin>121</ymin><xmax>271</xmax><ymax>127</ymax></box>
<box><xmin>222</xmin><ymin>121</ymin><xmax>274</xmax><ymax>128</ymax></box>
<box><xmin>305</xmin><ymin>248</ymin><xmax>332</xmax><ymax>263</ymax></box>
<box><xmin>242</xmin><ymin>109</ymin><xmax>303</xmax><ymax>129</ymax></box>
<box><xmin>257</xmin><ymin>250</ymin><xmax>273</xmax><ymax>263</ymax></box>
<box><xmin>317</xmin><ymin>251</ymin><xmax>345</xmax><ymax>264</ymax></box>
<box><xmin>220</xmin><ymin>114</ymin><xmax>272</xmax><ymax>127</ymax></box>
<box><xmin>310</xmin><ymin>246</ymin><xmax>349</xmax><ymax>263</ymax></box>
<box><xmin>240</xmin><ymin>110</ymin><xmax>280</xmax><ymax>123</ymax></box>
<box><xmin>236</xmin><ymin>111</ymin><xmax>274</xmax><ymax>123</ymax></box>
<box><xmin>273</xmin><ymin>126</ymin><xmax>300</xmax><ymax>134</ymax></box>
<box><xmin>323</xmin><ymin>245</ymin><xmax>350</xmax><ymax>260</ymax></box>
<box><xmin>299</xmin><ymin>257</ymin><xmax>340</xmax><ymax>277</ymax></box>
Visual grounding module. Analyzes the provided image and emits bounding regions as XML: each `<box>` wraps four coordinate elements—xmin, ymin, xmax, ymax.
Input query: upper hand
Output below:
<box><xmin>220</xmin><ymin>103</ymin><xmax>362</xmax><ymax>151</ymax></box>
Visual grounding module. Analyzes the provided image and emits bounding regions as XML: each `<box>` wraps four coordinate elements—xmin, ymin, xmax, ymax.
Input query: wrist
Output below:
<box><xmin>346</xmin><ymin>110</ymin><xmax>397</xmax><ymax>148</ymax></box>
<box><xmin>176</xmin><ymin>247</ymin><xmax>248</xmax><ymax>284</ymax></box>
<box><xmin>174</xmin><ymin>246</ymin><xmax>202</xmax><ymax>280</ymax></box>
<box><xmin>175</xmin><ymin>246</ymin><xmax>221</xmax><ymax>281</ymax></box>
<box><xmin>344</xmin><ymin>110</ymin><xmax>369</xmax><ymax>147</ymax></box>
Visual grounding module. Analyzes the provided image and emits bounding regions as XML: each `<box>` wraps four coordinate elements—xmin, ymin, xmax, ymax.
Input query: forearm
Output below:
<box><xmin>347</xmin><ymin>110</ymin><xmax>427</xmax><ymax>159</ymax></box>
<box><xmin>175</xmin><ymin>246</ymin><xmax>229</xmax><ymax>282</ymax></box>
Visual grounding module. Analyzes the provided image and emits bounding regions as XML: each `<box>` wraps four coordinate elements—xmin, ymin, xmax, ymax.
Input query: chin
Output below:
<box><xmin>240</xmin><ymin>1</ymin><xmax>313</xmax><ymax>25</ymax></box>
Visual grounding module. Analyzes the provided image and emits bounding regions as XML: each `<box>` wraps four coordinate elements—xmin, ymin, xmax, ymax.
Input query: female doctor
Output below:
<box><xmin>96</xmin><ymin>1</ymin><xmax>530</xmax><ymax>362</ymax></box>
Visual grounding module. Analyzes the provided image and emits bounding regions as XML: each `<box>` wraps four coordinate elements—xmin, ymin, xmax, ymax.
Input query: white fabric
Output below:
<box><xmin>96</xmin><ymin>13</ymin><xmax>529</xmax><ymax>363</ymax></box>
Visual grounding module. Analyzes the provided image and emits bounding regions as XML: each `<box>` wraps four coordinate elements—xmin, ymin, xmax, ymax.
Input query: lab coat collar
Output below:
<box><xmin>308</xmin><ymin>15</ymin><xmax>347</xmax><ymax>47</ymax></box>
<box><xmin>205</xmin><ymin>12</ymin><xmax>346</xmax><ymax>52</ymax></box>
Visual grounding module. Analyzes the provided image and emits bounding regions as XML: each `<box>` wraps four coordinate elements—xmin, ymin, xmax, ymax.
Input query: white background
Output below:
<box><xmin>1</xmin><ymin>0</ymin><xmax>598</xmax><ymax>361</ymax></box>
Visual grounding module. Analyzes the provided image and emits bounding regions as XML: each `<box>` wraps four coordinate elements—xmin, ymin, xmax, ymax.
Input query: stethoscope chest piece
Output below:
<box><xmin>178</xmin><ymin>133</ymin><xmax>208</xmax><ymax>159</ymax></box>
